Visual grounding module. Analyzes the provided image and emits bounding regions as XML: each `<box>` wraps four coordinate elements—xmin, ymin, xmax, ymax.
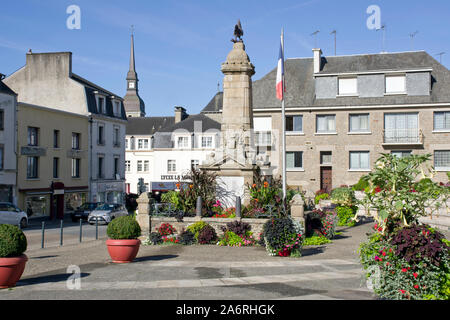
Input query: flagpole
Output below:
<box><xmin>281</xmin><ymin>28</ymin><xmax>287</xmax><ymax>206</ymax></box>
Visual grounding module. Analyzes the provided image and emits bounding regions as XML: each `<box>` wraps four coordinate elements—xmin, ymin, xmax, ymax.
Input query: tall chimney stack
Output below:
<box><xmin>312</xmin><ymin>48</ymin><xmax>322</xmax><ymax>73</ymax></box>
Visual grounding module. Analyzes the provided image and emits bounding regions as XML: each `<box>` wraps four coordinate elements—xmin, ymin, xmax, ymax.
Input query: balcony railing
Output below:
<box><xmin>383</xmin><ymin>128</ymin><xmax>423</xmax><ymax>144</ymax></box>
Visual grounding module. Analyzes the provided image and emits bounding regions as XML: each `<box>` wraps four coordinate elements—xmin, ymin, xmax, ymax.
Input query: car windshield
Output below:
<box><xmin>96</xmin><ymin>204</ymin><xmax>115</xmax><ymax>211</ymax></box>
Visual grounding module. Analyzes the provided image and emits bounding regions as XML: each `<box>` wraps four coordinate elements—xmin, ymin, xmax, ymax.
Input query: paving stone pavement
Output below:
<box><xmin>0</xmin><ymin>220</ymin><xmax>379</xmax><ymax>300</ymax></box>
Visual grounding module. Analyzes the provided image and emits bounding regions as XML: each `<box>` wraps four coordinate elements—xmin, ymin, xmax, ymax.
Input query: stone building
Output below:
<box><xmin>0</xmin><ymin>74</ymin><xmax>18</xmax><ymax>204</ymax></box>
<box><xmin>4</xmin><ymin>51</ymin><xmax>127</xmax><ymax>206</ymax></box>
<box><xmin>201</xmin><ymin>49</ymin><xmax>450</xmax><ymax>193</ymax></box>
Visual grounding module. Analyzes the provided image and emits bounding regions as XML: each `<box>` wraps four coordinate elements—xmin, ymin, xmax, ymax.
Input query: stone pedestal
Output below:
<box><xmin>290</xmin><ymin>194</ymin><xmax>305</xmax><ymax>227</ymax></box>
<box><xmin>136</xmin><ymin>192</ymin><xmax>152</xmax><ymax>236</ymax></box>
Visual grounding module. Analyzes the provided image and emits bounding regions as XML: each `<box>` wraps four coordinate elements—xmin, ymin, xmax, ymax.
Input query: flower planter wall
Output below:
<box><xmin>149</xmin><ymin>216</ymin><xmax>269</xmax><ymax>238</ymax></box>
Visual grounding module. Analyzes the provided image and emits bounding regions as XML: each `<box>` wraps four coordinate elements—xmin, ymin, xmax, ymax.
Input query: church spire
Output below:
<box><xmin>124</xmin><ymin>26</ymin><xmax>146</xmax><ymax>117</ymax></box>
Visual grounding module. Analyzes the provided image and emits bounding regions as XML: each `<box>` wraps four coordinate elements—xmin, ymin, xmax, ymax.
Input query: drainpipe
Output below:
<box><xmin>89</xmin><ymin>116</ymin><xmax>93</xmax><ymax>202</ymax></box>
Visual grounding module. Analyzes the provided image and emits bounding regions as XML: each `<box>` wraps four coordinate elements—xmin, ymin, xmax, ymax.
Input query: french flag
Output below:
<box><xmin>276</xmin><ymin>32</ymin><xmax>284</xmax><ymax>101</ymax></box>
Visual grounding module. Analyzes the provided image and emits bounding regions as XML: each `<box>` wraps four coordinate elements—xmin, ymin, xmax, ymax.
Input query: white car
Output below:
<box><xmin>0</xmin><ymin>202</ymin><xmax>28</xmax><ymax>228</ymax></box>
<box><xmin>87</xmin><ymin>203</ymin><xmax>128</xmax><ymax>225</ymax></box>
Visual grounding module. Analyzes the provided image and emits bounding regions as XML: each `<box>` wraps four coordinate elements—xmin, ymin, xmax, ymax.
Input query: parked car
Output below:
<box><xmin>87</xmin><ymin>204</ymin><xmax>129</xmax><ymax>225</ymax></box>
<box><xmin>0</xmin><ymin>202</ymin><xmax>28</xmax><ymax>228</ymax></box>
<box><xmin>70</xmin><ymin>202</ymin><xmax>103</xmax><ymax>222</ymax></box>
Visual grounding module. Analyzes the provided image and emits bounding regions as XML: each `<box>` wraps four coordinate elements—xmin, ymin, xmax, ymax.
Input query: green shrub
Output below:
<box><xmin>314</xmin><ymin>193</ymin><xmax>329</xmax><ymax>205</ymax></box>
<box><xmin>303</xmin><ymin>235</ymin><xmax>331</xmax><ymax>246</ymax></box>
<box><xmin>149</xmin><ymin>232</ymin><xmax>162</xmax><ymax>245</ymax></box>
<box><xmin>106</xmin><ymin>215</ymin><xmax>141</xmax><ymax>240</ymax></box>
<box><xmin>262</xmin><ymin>216</ymin><xmax>304</xmax><ymax>256</ymax></box>
<box><xmin>186</xmin><ymin>221</ymin><xmax>208</xmax><ymax>240</ymax></box>
<box><xmin>336</xmin><ymin>206</ymin><xmax>357</xmax><ymax>227</ymax></box>
<box><xmin>177</xmin><ymin>229</ymin><xmax>196</xmax><ymax>245</ymax></box>
<box><xmin>218</xmin><ymin>231</ymin><xmax>244</xmax><ymax>247</ymax></box>
<box><xmin>197</xmin><ymin>225</ymin><xmax>217</xmax><ymax>244</ymax></box>
<box><xmin>331</xmin><ymin>187</ymin><xmax>356</xmax><ymax>207</ymax></box>
<box><xmin>0</xmin><ymin>224</ymin><xmax>27</xmax><ymax>257</ymax></box>
<box><xmin>352</xmin><ymin>176</ymin><xmax>369</xmax><ymax>191</ymax></box>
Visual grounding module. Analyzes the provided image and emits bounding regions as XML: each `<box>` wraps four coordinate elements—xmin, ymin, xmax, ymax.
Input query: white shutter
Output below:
<box><xmin>385</xmin><ymin>75</ymin><xmax>406</xmax><ymax>93</ymax></box>
<box><xmin>338</xmin><ymin>77</ymin><xmax>357</xmax><ymax>95</ymax></box>
<box><xmin>253</xmin><ymin>117</ymin><xmax>272</xmax><ymax>131</ymax></box>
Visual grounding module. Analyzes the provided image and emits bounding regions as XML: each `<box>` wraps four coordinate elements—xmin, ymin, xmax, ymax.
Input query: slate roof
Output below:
<box><xmin>71</xmin><ymin>73</ymin><xmax>127</xmax><ymax>120</ymax></box>
<box><xmin>201</xmin><ymin>51</ymin><xmax>450</xmax><ymax>112</ymax></box>
<box><xmin>0</xmin><ymin>79</ymin><xmax>16</xmax><ymax>96</ymax></box>
<box><xmin>157</xmin><ymin>113</ymin><xmax>221</xmax><ymax>133</ymax></box>
<box><xmin>201</xmin><ymin>91</ymin><xmax>223</xmax><ymax>113</ymax></box>
<box><xmin>126</xmin><ymin>116</ymin><xmax>175</xmax><ymax>135</ymax></box>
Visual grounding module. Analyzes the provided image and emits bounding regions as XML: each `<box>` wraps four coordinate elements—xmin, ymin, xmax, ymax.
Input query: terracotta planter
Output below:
<box><xmin>0</xmin><ymin>254</ymin><xmax>28</xmax><ymax>289</ymax></box>
<box><xmin>106</xmin><ymin>239</ymin><xmax>140</xmax><ymax>263</ymax></box>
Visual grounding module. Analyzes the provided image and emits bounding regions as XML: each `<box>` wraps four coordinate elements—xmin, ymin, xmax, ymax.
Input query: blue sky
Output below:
<box><xmin>1</xmin><ymin>0</ymin><xmax>449</xmax><ymax>116</ymax></box>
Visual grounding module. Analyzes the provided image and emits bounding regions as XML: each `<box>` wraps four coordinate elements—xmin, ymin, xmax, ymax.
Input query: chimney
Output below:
<box><xmin>174</xmin><ymin>106</ymin><xmax>188</xmax><ymax>123</ymax></box>
<box><xmin>312</xmin><ymin>48</ymin><xmax>322</xmax><ymax>73</ymax></box>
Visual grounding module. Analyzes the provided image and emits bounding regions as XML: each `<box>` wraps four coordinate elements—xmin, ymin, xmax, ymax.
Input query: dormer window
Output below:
<box><xmin>96</xmin><ymin>95</ymin><xmax>106</xmax><ymax>114</ymax></box>
<box><xmin>385</xmin><ymin>74</ymin><xmax>406</xmax><ymax>94</ymax></box>
<box><xmin>338</xmin><ymin>77</ymin><xmax>357</xmax><ymax>96</ymax></box>
<box><xmin>177</xmin><ymin>136</ymin><xmax>189</xmax><ymax>149</ymax></box>
<box><xmin>113</xmin><ymin>100</ymin><xmax>121</xmax><ymax>117</ymax></box>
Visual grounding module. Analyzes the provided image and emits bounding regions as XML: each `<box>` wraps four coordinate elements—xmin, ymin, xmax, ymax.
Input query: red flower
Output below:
<box><xmin>375</xmin><ymin>187</ymin><xmax>382</xmax><ymax>193</ymax></box>
<box><xmin>401</xmin><ymin>268</ymin><xmax>408</xmax><ymax>273</ymax></box>
<box><xmin>414</xmin><ymin>285</ymin><xmax>419</xmax><ymax>290</ymax></box>
<box><xmin>378</xmin><ymin>227</ymin><xmax>382</xmax><ymax>232</ymax></box>
<box><xmin>382</xmin><ymin>251</ymin><xmax>386</xmax><ymax>256</ymax></box>
<box><xmin>399</xmin><ymin>289</ymin><xmax>406</xmax><ymax>294</ymax></box>
<box><xmin>413</xmin><ymin>272</ymin><xmax>418</xmax><ymax>278</ymax></box>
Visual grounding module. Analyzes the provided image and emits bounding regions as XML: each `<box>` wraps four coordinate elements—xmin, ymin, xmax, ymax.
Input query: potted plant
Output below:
<box><xmin>0</xmin><ymin>224</ymin><xmax>28</xmax><ymax>288</ymax></box>
<box><xmin>106</xmin><ymin>215</ymin><xmax>141</xmax><ymax>263</ymax></box>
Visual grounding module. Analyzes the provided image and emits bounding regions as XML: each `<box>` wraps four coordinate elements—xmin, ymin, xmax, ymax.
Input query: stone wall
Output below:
<box><xmin>149</xmin><ymin>216</ymin><xmax>269</xmax><ymax>238</ymax></box>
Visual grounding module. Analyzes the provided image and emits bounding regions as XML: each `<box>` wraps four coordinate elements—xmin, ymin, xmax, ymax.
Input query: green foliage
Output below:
<box><xmin>336</xmin><ymin>206</ymin><xmax>357</xmax><ymax>227</ymax></box>
<box><xmin>106</xmin><ymin>215</ymin><xmax>141</xmax><ymax>240</ymax></box>
<box><xmin>161</xmin><ymin>191</ymin><xmax>180</xmax><ymax>208</ymax></box>
<box><xmin>0</xmin><ymin>224</ymin><xmax>27</xmax><ymax>257</ymax></box>
<box><xmin>303</xmin><ymin>235</ymin><xmax>331</xmax><ymax>246</ymax></box>
<box><xmin>197</xmin><ymin>225</ymin><xmax>217</xmax><ymax>244</ymax></box>
<box><xmin>314</xmin><ymin>193</ymin><xmax>329</xmax><ymax>205</ymax></box>
<box><xmin>331</xmin><ymin>187</ymin><xmax>356</xmax><ymax>207</ymax></box>
<box><xmin>149</xmin><ymin>232</ymin><xmax>162</xmax><ymax>245</ymax></box>
<box><xmin>177</xmin><ymin>229</ymin><xmax>196</xmax><ymax>245</ymax></box>
<box><xmin>352</xmin><ymin>176</ymin><xmax>370</xmax><ymax>191</ymax></box>
<box><xmin>218</xmin><ymin>231</ymin><xmax>245</xmax><ymax>247</ymax></box>
<box><xmin>360</xmin><ymin>153</ymin><xmax>449</xmax><ymax>233</ymax></box>
<box><xmin>186</xmin><ymin>221</ymin><xmax>208</xmax><ymax>240</ymax></box>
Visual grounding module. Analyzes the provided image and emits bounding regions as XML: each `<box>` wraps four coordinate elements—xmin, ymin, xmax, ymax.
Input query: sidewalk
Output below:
<box><xmin>0</xmin><ymin>220</ymin><xmax>378</xmax><ymax>300</ymax></box>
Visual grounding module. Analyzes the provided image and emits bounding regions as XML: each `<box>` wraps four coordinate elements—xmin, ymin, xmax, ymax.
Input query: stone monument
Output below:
<box><xmin>201</xmin><ymin>21</ymin><xmax>265</xmax><ymax>207</ymax></box>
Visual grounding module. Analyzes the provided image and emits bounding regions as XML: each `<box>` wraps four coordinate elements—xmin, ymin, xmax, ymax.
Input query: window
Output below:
<box><xmin>113</xmin><ymin>101</ymin><xmax>121</xmax><ymax>117</ymax></box>
<box><xmin>138</xmin><ymin>139</ymin><xmax>149</xmax><ymax>149</ymax></box>
<box><xmin>434</xmin><ymin>111</ymin><xmax>450</xmax><ymax>131</ymax></box>
<box><xmin>320</xmin><ymin>151</ymin><xmax>332</xmax><ymax>165</ymax></box>
<box><xmin>392</xmin><ymin>151</ymin><xmax>412</xmax><ymax>158</ymax></box>
<box><xmin>114</xmin><ymin>158</ymin><xmax>119</xmax><ymax>177</ymax></box>
<box><xmin>27</xmin><ymin>127</ymin><xmax>39</xmax><ymax>146</ymax></box>
<box><xmin>385</xmin><ymin>75</ymin><xmax>406</xmax><ymax>94</ymax></box>
<box><xmin>130</xmin><ymin>137</ymin><xmax>135</xmax><ymax>150</ymax></box>
<box><xmin>177</xmin><ymin>136</ymin><xmax>189</xmax><ymax>148</ymax></box>
<box><xmin>53</xmin><ymin>157</ymin><xmax>59</xmax><ymax>178</ymax></box>
<box><xmin>125</xmin><ymin>139</ymin><xmax>129</xmax><ymax>149</ymax></box>
<box><xmin>349</xmin><ymin>114</ymin><xmax>369</xmax><ymax>132</ymax></box>
<box><xmin>27</xmin><ymin>157</ymin><xmax>39</xmax><ymax>178</ymax></box>
<box><xmin>98</xmin><ymin>157</ymin><xmax>104</xmax><ymax>179</ymax></box>
<box><xmin>286</xmin><ymin>115</ymin><xmax>303</xmax><ymax>132</ymax></box>
<box><xmin>72</xmin><ymin>158</ymin><xmax>80</xmax><ymax>178</ymax></box>
<box><xmin>72</xmin><ymin>133</ymin><xmax>80</xmax><ymax>150</ymax></box>
<box><xmin>53</xmin><ymin>130</ymin><xmax>60</xmax><ymax>148</ymax></box>
<box><xmin>338</xmin><ymin>77</ymin><xmax>357</xmax><ymax>96</ymax></box>
<box><xmin>0</xmin><ymin>146</ymin><xmax>3</xmax><ymax>170</ymax></box>
<box><xmin>349</xmin><ymin>151</ymin><xmax>370</xmax><ymax>170</ymax></box>
<box><xmin>0</xmin><ymin>109</ymin><xmax>3</xmax><ymax>130</ymax></box>
<box><xmin>137</xmin><ymin>160</ymin><xmax>143</xmax><ymax>172</ymax></box>
<box><xmin>167</xmin><ymin>160</ymin><xmax>176</xmax><ymax>172</ymax></box>
<box><xmin>191</xmin><ymin>159</ymin><xmax>199</xmax><ymax>169</ymax></box>
<box><xmin>143</xmin><ymin>160</ymin><xmax>149</xmax><ymax>172</ymax></box>
<box><xmin>97</xmin><ymin>97</ymin><xmax>105</xmax><ymax>113</ymax></box>
<box><xmin>316</xmin><ymin>115</ymin><xmax>336</xmax><ymax>133</ymax></box>
<box><xmin>125</xmin><ymin>160</ymin><xmax>131</xmax><ymax>172</ymax></box>
<box><xmin>286</xmin><ymin>151</ymin><xmax>303</xmax><ymax>169</ymax></box>
<box><xmin>384</xmin><ymin>113</ymin><xmax>419</xmax><ymax>143</ymax></box>
<box><xmin>201</xmin><ymin>136</ymin><xmax>213</xmax><ymax>148</ymax></box>
<box><xmin>113</xmin><ymin>127</ymin><xmax>120</xmax><ymax>147</ymax></box>
<box><xmin>98</xmin><ymin>125</ymin><xmax>104</xmax><ymax>145</ymax></box>
<box><xmin>434</xmin><ymin>150</ymin><xmax>450</xmax><ymax>170</ymax></box>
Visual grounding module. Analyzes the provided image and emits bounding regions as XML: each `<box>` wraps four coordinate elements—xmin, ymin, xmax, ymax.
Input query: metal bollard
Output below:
<box><xmin>79</xmin><ymin>218</ymin><xmax>82</xmax><ymax>243</ymax></box>
<box><xmin>60</xmin><ymin>220</ymin><xmax>64</xmax><ymax>246</ymax></box>
<box><xmin>235</xmin><ymin>196</ymin><xmax>242</xmax><ymax>218</ymax></box>
<box><xmin>95</xmin><ymin>218</ymin><xmax>98</xmax><ymax>240</ymax></box>
<box><xmin>41</xmin><ymin>221</ymin><xmax>45</xmax><ymax>249</ymax></box>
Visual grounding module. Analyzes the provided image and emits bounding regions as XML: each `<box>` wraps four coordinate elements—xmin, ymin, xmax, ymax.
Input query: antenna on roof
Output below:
<box><xmin>409</xmin><ymin>31</ymin><xmax>419</xmax><ymax>51</ymax></box>
<box><xmin>376</xmin><ymin>24</ymin><xmax>386</xmax><ymax>53</ymax></box>
<box><xmin>330</xmin><ymin>30</ymin><xmax>336</xmax><ymax>56</ymax></box>
<box><xmin>436</xmin><ymin>52</ymin><xmax>445</xmax><ymax>64</ymax></box>
<box><xmin>310</xmin><ymin>30</ymin><xmax>320</xmax><ymax>48</ymax></box>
